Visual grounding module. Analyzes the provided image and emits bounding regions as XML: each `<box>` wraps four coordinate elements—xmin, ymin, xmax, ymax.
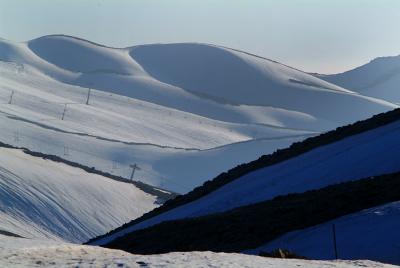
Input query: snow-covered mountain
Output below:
<box><xmin>0</xmin><ymin>145</ymin><xmax>171</xmax><ymax>243</ymax></box>
<box><xmin>1</xmin><ymin>35</ymin><xmax>399</xmax><ymax>267</ymax></box>
<box><xmin>319</xmin><ymin>55</ymin><xmax>400</xmax><ymax>104</ymax></box>
<box><xmin>0</xmin><ymin>35</ymin><xmax>397</xmax><ymax>193</ymax></box>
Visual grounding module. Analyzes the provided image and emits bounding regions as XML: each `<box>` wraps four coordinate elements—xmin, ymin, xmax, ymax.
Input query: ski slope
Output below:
<box><xmin>320</xmin><ymin>55</ymin><xmax>400</xmax><ymax>103</ymax></box>
<box><xmin>0</xmin><ymin>35</ymin><xmax>397</xmax><ymax>193</ymax></box>
<box><xmin>250</xmin><ymin>201</ymin><xmax>400</xmax><ymax>265</ymax></box>
<box><xmin>0</xmin><ymin>236</ymin><xmax>395</xmax><ymax>268</ymax></box>
<box><xmin>90</xmin><ymin>118</ymin><xmax>400</xmax><ymax>245</ymax></box>
<box><xmin>0</xmin><ymin>59</ymin><xmax>315</xmax><ymax>192</ymax></box>
<box><xmin>0</xmin><ymin>147</ymin><xmax>159</xmax><ymax>243</ymax></box>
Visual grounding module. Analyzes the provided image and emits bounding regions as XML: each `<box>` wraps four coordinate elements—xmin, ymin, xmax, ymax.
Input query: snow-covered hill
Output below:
<box><xmin>0</xmin><ymin>146</ymin><xmax>163</xmax><ymax>243</ymax></box>
<box><xmin>320</xmin><ymin>55</ymin><xmax>400</xmax><ymax>104</ymax></box>
<box><xmin>89</xmin><ymin>110</ymin><xmax>400</xmax><ymax>246</ymax></box>
<box><xmin>250</xmin><ymin>201</ymin><xmax>400</xmax><ymax>265</ymax></box>
<box><xmin>0</xmin><ymin>236</ymin><xmax>395</xmax><ymax>268</ymax></box>
<box><xmin>2</xmin><ymin>35</ymin><xmax>396</xmax><ymax>126</ymax></box>
<box><xmin>0</xmin><ymin>59</ymin><xmax>313</xmax><ymax>192</ymax></box>
<box><xmin>0</xmin><ymin>35</ymin><xmax>397</xmax><ymax>193</ymax></box>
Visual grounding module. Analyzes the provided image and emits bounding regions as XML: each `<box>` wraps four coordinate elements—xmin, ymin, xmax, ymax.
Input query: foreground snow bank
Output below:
<box><xmin>0</xmin><ymin>237</ymin><xmax>395</xmax><ymax>268</ymax></box>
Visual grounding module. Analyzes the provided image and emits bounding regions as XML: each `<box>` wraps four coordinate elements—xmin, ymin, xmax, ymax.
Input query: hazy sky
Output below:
<box><xmin>0</xmin><ymin>0</ymin><xmax>399</xmax><ymax>73</ymax></box>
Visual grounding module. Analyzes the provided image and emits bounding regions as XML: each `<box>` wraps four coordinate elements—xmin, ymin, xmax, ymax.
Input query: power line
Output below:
<box><xmin>63</xmin><ymin>145</ymin><xmax>69</xmax><ymax>156</ymax></box>
<box><xmin>1</xmin><ymin>128</ymin><xmax>191</xmax><ymax>192</ymax></box>
<box><xmin>13</xmin><ymin>131</ymin><xmax>19</xmax><ymax>142</ymax></box>
<box><xmin>0</xmin><ymin>88</ymin><xmax>196</xmax><ymax>192</ymax></box>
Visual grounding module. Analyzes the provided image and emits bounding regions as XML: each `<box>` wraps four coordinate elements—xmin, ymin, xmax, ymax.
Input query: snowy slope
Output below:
<box><xmin>0</xmin><ymin>59</ymin><xmax>315</xmax><ymax>192</ymax></box>
<box><xmin>90</xmin><ymin>117</ymin><xmax>400</xmax><ymax>245</ymax></box>
<box><xmin>0</xmin><ymin>60</ymin><xmax>266</xmax><ymax>150</ymax></box>
<box><xmin>320</xmin><ymin>55</ymin><xmax>400</xmax><ymax>103</ymax></box>
<box><xmin>0</xmin><ymin>35</ymin><xmax>397</xmax><ymax>193</ymax></box>
<box><xmin>0</xmin><ymin>236</ymin><xmax>395</xmax><ymax>268</ymax></box>
<box><xmin>0</xmin><ymin>146</ymin><xmax>159</xmax><ymax>243</ymax></box>
<box><xmin>250</xmin><ymin>201</ymin><xmax>400</xmax><ymax>265</ymax></box>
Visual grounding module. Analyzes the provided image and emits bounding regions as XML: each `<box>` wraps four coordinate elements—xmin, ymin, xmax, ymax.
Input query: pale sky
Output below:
<box><xmin>0</xmin><ymin>0</ymin><xmax>399</xmax><ymax>74</ymax></box>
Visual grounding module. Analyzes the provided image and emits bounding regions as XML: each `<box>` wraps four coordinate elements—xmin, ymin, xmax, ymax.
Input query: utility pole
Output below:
<box><xmin>332</xmin><ymin>223</ymin><xmax>338</xmax><ymax>259</ymax></box>
<box><xmin>16</xmin><ymin>63</ymin><xmax>24</xmax><ymax>74</ymax></box>
<box><xmin>61</xmin><ymin>104</ymin><xmax>67</xmax><ymax>120</ymax></box>
<box><xmin>13</xmin><ymin>131</ymin><xmax>19</xmax><ymax>142</ymax></box>
<box><xmin>112</xmin><ymin>161</ymin><xmax>117</xmax><ymax>170</ymax></box>
<box><xmin>86</xmin><ymin>88</ymin><xmax>91</xmax><ymax>105</ymax></box>
<box><xmin>129</xmin><ymin>163</ymin><xmax>141</xmax><ymax>181</ymax></box>
<box><xmin>8</xmin><ymin>91</ymin><xmax>14</xmax><ymax>104</ymax></box>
